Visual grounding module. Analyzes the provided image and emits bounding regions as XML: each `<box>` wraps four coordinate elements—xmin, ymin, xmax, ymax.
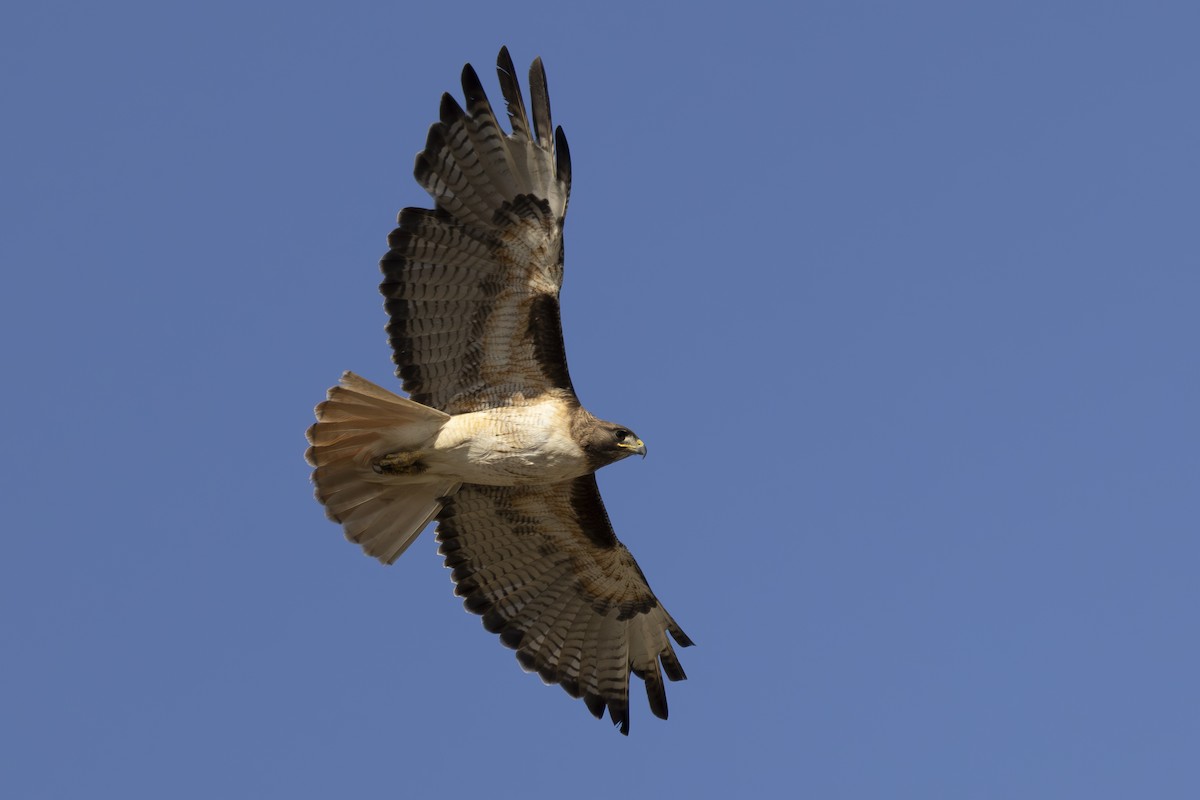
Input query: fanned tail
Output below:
<box><xmin>306</xmin><ymin>372</ymin><xmax>460</xmax><ymax>564</ymax></box>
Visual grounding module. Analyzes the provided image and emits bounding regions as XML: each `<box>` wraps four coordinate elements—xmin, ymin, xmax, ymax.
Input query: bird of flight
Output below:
<box><xmin>305</xmin><ymin>48</ymin><xmax>691</xmax><ymax>734</ymax></box>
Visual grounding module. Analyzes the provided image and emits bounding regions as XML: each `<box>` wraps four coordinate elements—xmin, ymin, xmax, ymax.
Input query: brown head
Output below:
<box><xmin>571</xmin><ymin>409</ymin><xmax>647</xmax><ymax>472</ymax></box>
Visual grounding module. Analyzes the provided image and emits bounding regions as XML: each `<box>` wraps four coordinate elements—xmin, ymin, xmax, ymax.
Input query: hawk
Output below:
<box><xmin>306</xmin><ymin>47</ymin><xmax>691</xmax><ymax>734</ymax></box>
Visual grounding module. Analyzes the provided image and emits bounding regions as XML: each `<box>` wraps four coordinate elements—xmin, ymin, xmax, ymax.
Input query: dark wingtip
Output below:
<box><xmin>528</xmin><ymin>56</ymin><xmax>552</xmax><ymax>146</ymax></box>
<box><xmin>642</xmin><ymin>670</ymin><xmax>669</xmax><ymax>720</ymax></box>
<box><xmin>439</xmin><ymin>94</ymin><xmax>462</xmax><ymax>127</ymax></box>
<box><xmin>609</xmin><ymin>702</ymin><xmax>630</xmax><ymax>735</ymax></box>
<box><xmin>460</xmin><ymin>62</ymin><xmax>484</xmax><ymax>102</ymax></box>
<box><xmin>661</xmin><ymin>648</ymin><xmax>688</xmax><ymax>683</ymax></box>
<box><xmin>496</xmin><ymin>46</ymin><xmax>531</xmax><ymax>139</ymax></box>
<box><xmin>583</xmin><ymin>693</ymin><xmax>605</xmax><ymax>720</ymax></box>
<box><xmin>670</xmin><ymin>623</ymin><xmax>695</xmax><ymax>648</ymax></box>
<box><xmin>554</xmin><ymin>125</ymin><xmax>571</xmax><ymax>186</ymax></box>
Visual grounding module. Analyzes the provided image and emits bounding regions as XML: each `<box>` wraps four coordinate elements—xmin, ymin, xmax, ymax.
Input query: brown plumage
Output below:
<box><xmin>306</xmin><ymin>47</ymin><xmax>691</xmax><ymax>735</ymax></box>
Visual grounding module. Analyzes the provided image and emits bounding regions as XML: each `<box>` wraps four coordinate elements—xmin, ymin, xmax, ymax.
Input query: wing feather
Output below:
<box><xmin>528</xmin><ymin>58</ymin><xmax>553</xmax><ymax>147</ymax></box>
<box><xmin>381</xmin><ymin>49</ymin><xmax>573</xmax><ymax>413</ymax></box>
<box><xmin>496</xmin><ymin>46</ymin><xmax>531</xmax><ymax>141</ymax></box>
<box><xmin>435</xmin><ymin>476</ymin><xmax>692</xmax><ymax>735</ymax></box>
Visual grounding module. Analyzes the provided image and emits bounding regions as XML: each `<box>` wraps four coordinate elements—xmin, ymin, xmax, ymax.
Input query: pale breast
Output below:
<box><xmin>428</xmin><ymin>398</ymin><xmax>589</xmax><ymax>486</ymax></box>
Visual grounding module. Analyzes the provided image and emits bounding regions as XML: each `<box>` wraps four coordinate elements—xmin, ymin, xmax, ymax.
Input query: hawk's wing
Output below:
<box><xmin>380</xmin><ymin>47</ymin><xmax>574</xmax><ymax>414</ymax></box>
<box><xmin>437</xmin><ymin>476</ymin><xmax>693</xmax><ymax>735</ymax></box>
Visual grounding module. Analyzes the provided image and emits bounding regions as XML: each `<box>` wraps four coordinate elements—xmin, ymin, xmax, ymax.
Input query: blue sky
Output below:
<box><xmin>4</xmin><ymin>1</ymin><xmax>1198</xmax><ymax>797</ymax></box>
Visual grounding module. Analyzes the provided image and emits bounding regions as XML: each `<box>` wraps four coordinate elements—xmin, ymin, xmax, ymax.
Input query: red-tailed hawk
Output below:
<box><xmin>306</xmin><ymin>47</ymin><xmax>691</xmax><ymax>734</ymax></box>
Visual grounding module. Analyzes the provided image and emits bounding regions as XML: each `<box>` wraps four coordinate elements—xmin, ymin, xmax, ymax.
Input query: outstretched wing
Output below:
<box><xmin>380</xmin><ymin>47</ymin><xmax>575</xmax><ymax>414</ymax></box>
<box><xmin>437</xmin><ymin>476</ymin><xmax>693</xmax><ymax>735</ymax></box>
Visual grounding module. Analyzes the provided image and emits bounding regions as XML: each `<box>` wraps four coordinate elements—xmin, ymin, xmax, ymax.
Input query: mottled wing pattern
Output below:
<box><xmin>380</xmin><ymin>47</ymin><xmax>575</xmax><ymax>414</ymax></box>
<box><xmin>437</xmin><ymin>476</ymin><xmax>693</xmax><ymax>734</ymax></box>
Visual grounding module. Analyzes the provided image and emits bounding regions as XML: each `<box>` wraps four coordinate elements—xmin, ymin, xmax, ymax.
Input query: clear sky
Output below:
<box><xmin>4</xmin><ymin>1</ymin><xmax>1198</xmax><ymax>797</ymax></box>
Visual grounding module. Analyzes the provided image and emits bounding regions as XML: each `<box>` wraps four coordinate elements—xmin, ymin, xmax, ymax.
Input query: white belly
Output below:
<box><xmin>426</xmin><ymin>401</ymin><xmax>588</xmax><ymax>486</ymax></box>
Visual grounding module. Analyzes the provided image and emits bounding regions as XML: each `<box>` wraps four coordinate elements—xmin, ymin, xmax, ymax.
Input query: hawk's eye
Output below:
<box><xmin>614</xmin><ymin>430</ymin><xmax>629</xmax><ymax>442</ymax></box>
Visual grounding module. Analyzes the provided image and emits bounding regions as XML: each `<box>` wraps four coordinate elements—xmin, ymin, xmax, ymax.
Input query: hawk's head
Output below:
<box><xmin>579</xmin><ymin>419</ymin><xmax>646</xmax><ymax>470</ymax></box>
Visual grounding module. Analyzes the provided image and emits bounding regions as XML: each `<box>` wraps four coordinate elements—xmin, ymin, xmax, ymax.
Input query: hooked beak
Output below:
<box><xmin>623</xmin><ymin>438</ymin><xmax>647</xmax><ymax>459</ymax></box>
